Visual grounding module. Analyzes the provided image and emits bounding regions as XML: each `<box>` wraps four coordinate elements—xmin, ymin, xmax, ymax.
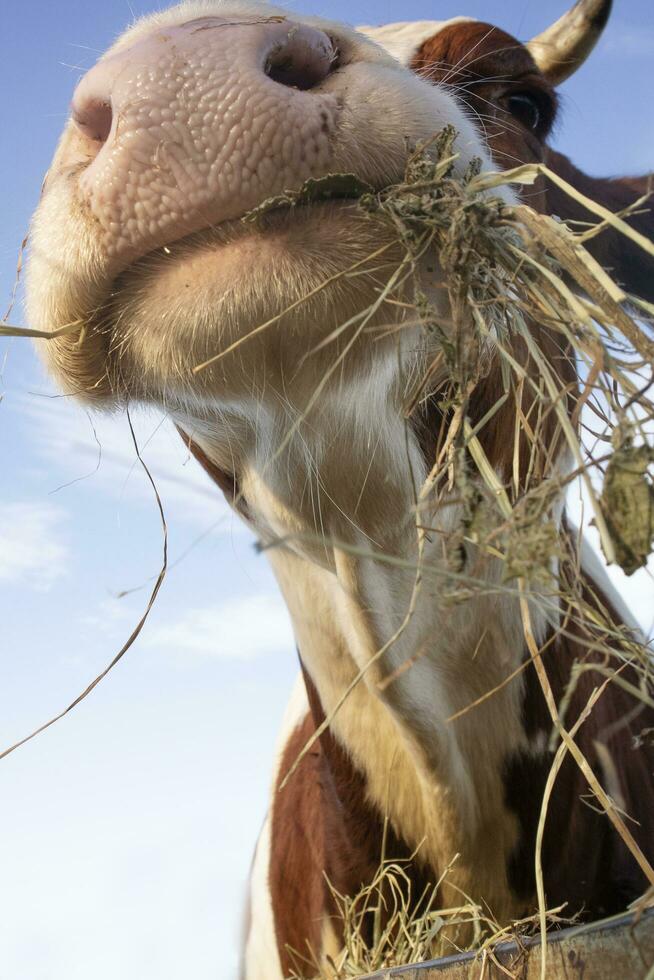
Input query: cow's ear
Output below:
<box><xmin>544</xmin><ymin>148</ymin><xmax>654</xmax><ymax>302</ymax></box>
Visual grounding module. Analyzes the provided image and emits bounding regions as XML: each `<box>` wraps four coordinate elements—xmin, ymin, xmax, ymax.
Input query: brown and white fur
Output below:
<box><xmin>24</xmin><ymin>2</ymin><xmax>654</xmax><ymax>977</ymax></box>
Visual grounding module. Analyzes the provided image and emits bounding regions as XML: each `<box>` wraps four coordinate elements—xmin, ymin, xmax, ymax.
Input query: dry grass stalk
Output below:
<box><xmin>0</xmin><ymin>319</ymin><xmax>83</xmax><ymax>340</ymax></box>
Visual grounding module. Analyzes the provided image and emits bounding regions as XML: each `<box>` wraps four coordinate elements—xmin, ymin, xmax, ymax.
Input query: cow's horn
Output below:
<box><xmin>527</xmin><ymin>0</ymin><xmax>612</xmax><ymax>85</ymax></box>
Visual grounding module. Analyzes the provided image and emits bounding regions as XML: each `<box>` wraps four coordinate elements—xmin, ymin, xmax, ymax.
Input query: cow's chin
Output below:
<box><xmin>37</xmin><ymin>201</ymin><xmax>412</xmax><ymax>412</ymax></box>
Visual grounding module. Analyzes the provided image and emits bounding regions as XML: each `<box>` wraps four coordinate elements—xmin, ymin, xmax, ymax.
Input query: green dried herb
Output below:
<box><xmin>600</xmin><ymin>435</ymin><xmax>654</xmax><ymax>575</ymax></box>
<box><xmin>242</xmin><ymin>172</ymin><xmax>373</xmax><ymax>223</ymax></box>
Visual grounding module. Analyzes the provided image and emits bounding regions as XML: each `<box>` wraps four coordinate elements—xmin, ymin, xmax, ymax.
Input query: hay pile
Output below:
<box><xmin>287</xmin><ymin>850</ymin><xmax>573</xmax><ymax>979</ymax></box>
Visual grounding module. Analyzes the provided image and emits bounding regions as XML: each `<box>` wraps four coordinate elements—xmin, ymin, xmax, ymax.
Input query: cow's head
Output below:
<box><xmin>25</xmin><ymin>0</ymin><xmax>651</xmax><ymax>549</ymax></box>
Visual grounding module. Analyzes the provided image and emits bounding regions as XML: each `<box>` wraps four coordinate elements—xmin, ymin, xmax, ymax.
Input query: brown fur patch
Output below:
<box><xmin>412</xmin><ymin>21</ymin><xmax>557</xmax><ymax>180</ymax></box>
<box><xmin>268</xmin><ymin>667</ymin><xmax>433</xmax><ymax>976</ymax></box>
<box><xmin>543</xmin><ymin>149</ymin><xmax>654</xmax><ymax>302</ymax></box>
<box><xmin>504</xmin><ymin>561</ymin><xmax>654</xmax><ymax>915</ymax></box>
<box><xmin>268</xmin><ymin>708</ymin><xmax>327</xmax><ymax>976</ymax></box>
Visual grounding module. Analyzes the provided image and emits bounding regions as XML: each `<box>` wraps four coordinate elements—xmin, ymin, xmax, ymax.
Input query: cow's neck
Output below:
<box><xmin>180</xmin><ymin>352</ymin><xmax>547</xmax><ymax>918</ymax></box>
<box><xmin>269</xmin><ymin>554</ymin><xmax>532</xmax><ymax>917</ymax></box>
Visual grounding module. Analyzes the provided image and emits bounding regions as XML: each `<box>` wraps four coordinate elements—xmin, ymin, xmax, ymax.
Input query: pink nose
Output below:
<box><xmin>68</xmin><ymin>16</ymin><xmax>338</xmax><ymax>260</ymax></box>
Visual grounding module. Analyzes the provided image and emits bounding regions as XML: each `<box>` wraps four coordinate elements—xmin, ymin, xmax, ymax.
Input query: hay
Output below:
<box><xmin>0</xmin><ymin>319</ymin><xmax>82</xmax><ymax>340</ymax></box>
<box><xmin>286</xmin><ymin>845</ymin><xmax>572</xmax><ymax>979</ymax></box>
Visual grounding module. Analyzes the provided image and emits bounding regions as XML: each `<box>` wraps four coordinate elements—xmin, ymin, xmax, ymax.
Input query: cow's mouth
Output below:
<box><xmin>105</xmin><ymin>193</ymin><xmax>380</xmax><ymax>313</ymax></box>
<box><xmin>154</xmin><ymin>188</ymin><xmax>367</xmax><ymax>253</ymax></box>
<box><xmin>105</xmin><ymin>192</ymin><xmax>367</xmax><ymax>296</ymax></box>
<box><xmin>68</xmin><ymin>168</ymin><xmax>381</xmax><ymax>327</ymax></box>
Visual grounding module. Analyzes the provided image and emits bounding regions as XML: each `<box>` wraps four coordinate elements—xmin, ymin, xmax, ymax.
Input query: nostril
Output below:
<box><xmin>72</xmin><ymin>98</ymin><xmax>113</xmax><ymax>143</ymax></box>
<box><xmin>265</xmin><ymin>30</ymin><xmax>338</xmax><ymax>91</ymax></box>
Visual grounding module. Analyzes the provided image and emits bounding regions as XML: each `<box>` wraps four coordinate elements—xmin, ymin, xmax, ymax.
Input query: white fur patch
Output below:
<box><xmin>358</xmin><ymin>18</ymin><xmax>474</xmax><ymax>66</ymax></box>
<box><xmin>242</xmin><ymin>814</ymin><xmax>283</xmax><ymax>980</ymax></box>
<box><xmin>242</xmin><ymin>676</ymin><xmax>308</xmax><ymax>979</ymax></box>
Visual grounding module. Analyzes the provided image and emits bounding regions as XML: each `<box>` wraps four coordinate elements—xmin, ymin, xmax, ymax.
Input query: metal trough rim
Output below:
<box><xmin>361</xmin><ymin>907</ymin><xmax>654</xmax><ymax>978</ymax></box>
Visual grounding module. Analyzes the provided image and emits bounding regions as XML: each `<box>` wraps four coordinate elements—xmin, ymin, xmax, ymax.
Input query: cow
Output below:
<box><xmin>24</xmin><ymin>0</ymin><xmax>654</xmax><ymax>977</ymax></box>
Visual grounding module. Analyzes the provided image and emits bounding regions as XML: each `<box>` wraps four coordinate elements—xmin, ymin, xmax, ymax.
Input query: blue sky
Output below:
<box><xmin>0</xmin><ymin>2</ymin><xmax>653</xmax><ymax>978</ymax></box>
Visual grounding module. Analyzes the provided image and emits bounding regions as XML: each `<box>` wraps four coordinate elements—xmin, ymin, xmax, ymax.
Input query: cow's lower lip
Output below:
<box><xmin>96</xmin><ymin>195</ymin><xmax>369</xmax><ymax>343</ymax></box>
<box><xmin>111</xmin><ymin>191</ymin><xmax>390</xmax><ymax>307</ymax></box>
<box><xmin>109</xmin><ymin>193</ymin><xmax>364</xmax><ymax>284</ymax></box>
<box><xmin>157</xmin><ymin>193</ymin><xmax>365</xmax><ymax>253</ymax></box>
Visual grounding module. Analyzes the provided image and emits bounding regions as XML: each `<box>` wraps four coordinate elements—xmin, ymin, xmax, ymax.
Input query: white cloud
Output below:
<box><xmin>0</xmin><ymin>501</ymin><xmax>70</xmax><ymax>590</ymax></box>
<box><xmin>145</xmin><ymin>594</ymin><xmax>295</xmax><ymax>660</ymax></box>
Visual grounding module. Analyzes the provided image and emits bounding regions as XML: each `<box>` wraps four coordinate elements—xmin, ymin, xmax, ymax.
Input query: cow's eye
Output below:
<box><xmin>505</xmin><ymin>92</ymin><xmax>541</xmax><ymax>131</ymax></box>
